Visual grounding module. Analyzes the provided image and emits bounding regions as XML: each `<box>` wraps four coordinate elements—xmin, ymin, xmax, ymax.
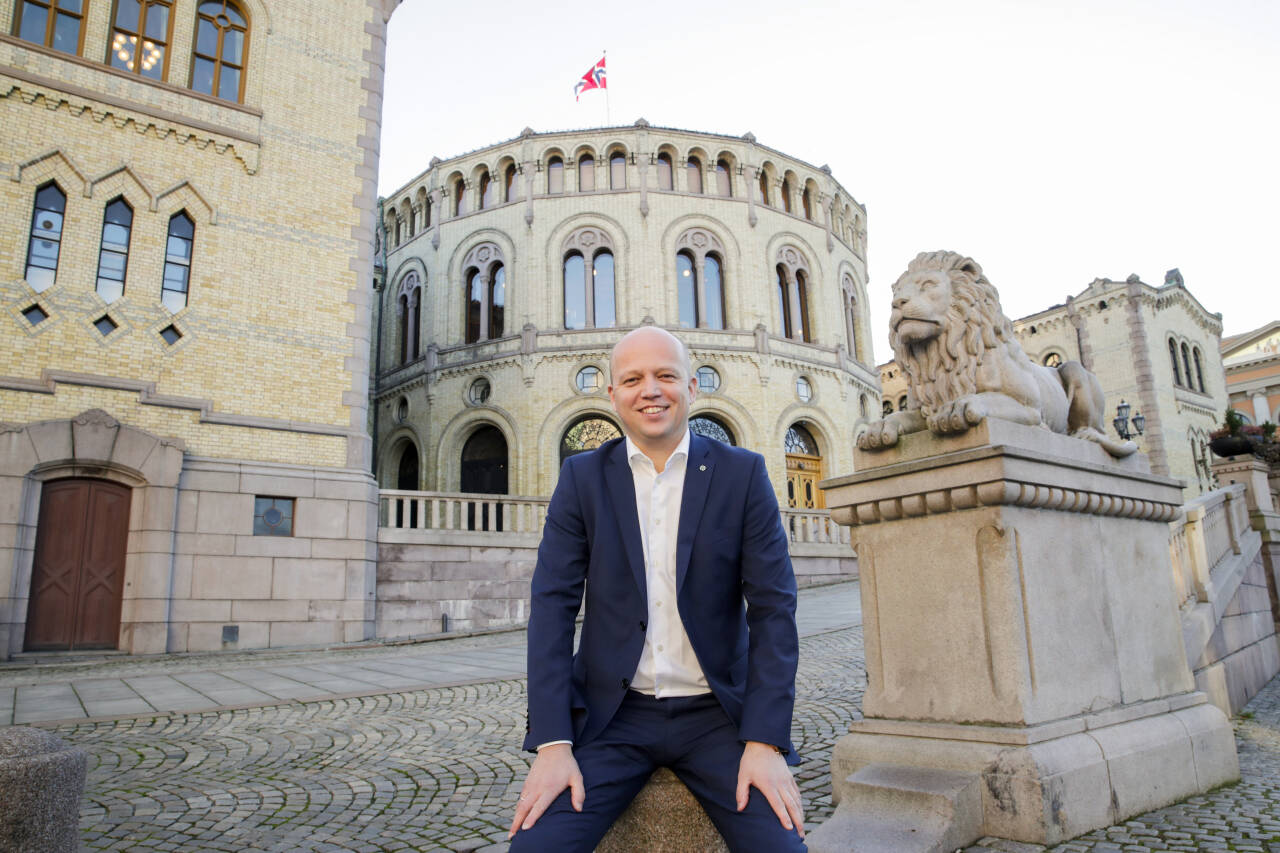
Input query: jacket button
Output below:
<box><xmin>639</xmin><ymin>621</ymin><xmax>646</xmax><ymax>631</ymax></box>
<box><xmin>621</xmin><ymin>678</ymin><xmax>630</xmax><ymax>688</ymax></box>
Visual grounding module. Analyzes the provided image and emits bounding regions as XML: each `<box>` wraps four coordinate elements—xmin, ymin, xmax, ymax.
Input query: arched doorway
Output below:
<box><xmin>461</xmin><ymin>425</ymin><xmax>508</xmax><ymax>530</ymax></box>
<box><xmin>784</xmin><ymin>423</ymin><xmax>824</xmax><ymax>509</ymax></box>
<box><xmin>395</xmin><ymin>441</ymin><xmax>419</xmax><ymax>527</ymax></box>
<box><xmin>25</xmin><ymin>479</ymin><xmax>130</xmax><ymax>651</ymax></box>
<box><xmin>690</xmin><ymin>414</ymin><xmax>736</xmax><ymax>446</ymax></box>
<box><xmin>560</xmin><ymin>415</ymin><xmax>622</xmax><ymax>465</ymax></box>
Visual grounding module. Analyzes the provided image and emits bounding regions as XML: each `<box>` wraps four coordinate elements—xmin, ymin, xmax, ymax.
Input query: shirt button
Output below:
<box><xmin>657</xmin><ymin>644</ymin><xmax>664</xmax><ymax>652</ymax></box>
<box><xmin>639</xmin><ymin>621</ymin><xmax>647</xmax><ymax>631</ymax></box>
<box><xmin>655</xmin><ymin>601</ymin><xmax>663</xmax><ymax>608</ymax></box>
<box><xmin>621</xmin><ymin>677</ymin><xmax>631</xmax><ymax>688</ymax></box>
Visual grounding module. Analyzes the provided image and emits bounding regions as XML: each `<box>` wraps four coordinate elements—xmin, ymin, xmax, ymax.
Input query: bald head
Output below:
<box><xmin>608</xmin><ymin>326</ymin><xmax>691</xmax><ymax>383</ymax></box>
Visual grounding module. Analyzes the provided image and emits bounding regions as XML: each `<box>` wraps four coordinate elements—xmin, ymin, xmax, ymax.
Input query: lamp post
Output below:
<box><xmin>1113</xmin><ymin>399</ymin><xmax>1145</xmax><ymax>440</ymax></box>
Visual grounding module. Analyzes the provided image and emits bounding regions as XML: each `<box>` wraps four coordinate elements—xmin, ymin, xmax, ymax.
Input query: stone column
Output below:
<box><xmin>807</xmin><ymin>420</ymin><xmax>1239</xmax><ymax>852</ymax></box>
<box><xmin>695</xmin><ymin>255</ymin><xmax>708</xmax><ymax>328</ymax></box>
<box><xmin>0</xmin><ymin>727</ymin><xmax>86</xmax><ymax>852</ymax></box>
<box><xmin>477</xmin><ymin>271</ymin><xmax>491</xmax><ymax>340</ymax></box>
<box><xmin>1252</xmin><ymin>391</ymin><xmax>1272</xmax><ymax>425</ymax></box>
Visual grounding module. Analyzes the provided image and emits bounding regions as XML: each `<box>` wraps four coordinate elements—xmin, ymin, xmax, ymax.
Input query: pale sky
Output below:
<box><xmin>379</xmin><ymin>0</ymin><xmax>1279</xmax><ymax>365</ymax></box>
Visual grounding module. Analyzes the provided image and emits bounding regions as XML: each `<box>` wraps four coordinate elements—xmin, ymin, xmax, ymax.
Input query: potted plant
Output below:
<box><xmin>1209</xmin><ymin>408</ymin><xmax>1253</xmax><ymax>457</ymax></box>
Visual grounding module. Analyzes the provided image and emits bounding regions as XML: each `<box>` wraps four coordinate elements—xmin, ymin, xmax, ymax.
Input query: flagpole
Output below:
<box><xmin>603</xmin><ymin>49</ymin><xmax>610</xmax><ymax>126</ymax></box>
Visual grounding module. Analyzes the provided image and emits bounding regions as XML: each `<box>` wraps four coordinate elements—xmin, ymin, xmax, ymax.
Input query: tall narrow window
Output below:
<box><xmin>398</xmin><ymin>293</ymin><xmax>410</xmax><ymax>363</ymax></box>
<box><xmin>479</xmin><ymin>170</ymin><xmax>493</xmax><ymax>208</ymax></box>
<box><xmin>466</xmin><ymin>270</ymin><xmax>482</xmax><ymax>343</ymax></box>
<box><xmin>759</xmin><ymin>171</ymin><xmax>770</xmax><ymax>206</ymax></box>
<box><xmin>802</xmin><ymin>188</ymin><xmax>813</xmax><ymax>220</ymax></box>
<box><xmin>1169</xmin><ymin>339</ymin><xmax>1182</xmax><ymax>385</ymax></box>
<box><xmin>1193</xmin><ymin>348</ymin><xmax>1205</xmax><ymax>393</ymax></box>
<box><xmin>394</xmin><ymin>217</ymin><xmax>401</xmax><ymax>246</ymax></box>
<box><xmin>593</xmin><ymin>251</ymin><xmax>615</xmax><ymax>328</ymax></box>
<box><xmin>1181</xmin><ymin>343</ymin><xmax>1193</xmax><ymax>392</ymax></box>
<box><xmin>547</xmin><ymin>156</ymin><xmax>564</xmax><ymax>194</ymax></box>
<box><xmin>424</xmin><ymin>195</ymin><xmax>433</xmax><ymax>227</ymax></box>
<box><xmin>504</xmin><ymin>164</ymin><xmax>518</xmax><ymax>202</ymax></box>
<box><xmin>109</xmin><ymin>0</ymin><xmax>172</xmax><ymax>81</ymax></box>
<box><xmin>407</xmin><ymin>206</ymin><xmax>415</xmax><ymax>235</ymax></box>
<box><xmin>161</xmin><ymin>211</ymin><xmax>194</xmax><ymax>312</ymax></box>
<box><xmin>489</xmin><ymin>264</ymin><xmax>505</xmax><ymax>338</ymax></box>
<box><xmin>579</xmin><ymin>155</ymin><xmax>595</xmax><ymax>191</ymax></box>
<box><xmin>24</xmin><ymin>182</ymin><xmax>66</xmax><ymax>293</ymax></box>
<box><xmin>191</xmin><ymin>0</ymin><xmax>248</xmax><ymax>102</ymax></box>
<box><xmin>715</xmin><ymin>159</ymin><xmax>732</xmax><ymax>197</ymax></box>
<box><xmin>95</xmin><ymin>198</ymin><xmax>133</xmax><ymax>303</ymax></box>
<box><xmin>656</xmin><ymin>153</ymin><xmax>673</xmax><ymax>190</ymax></box>
<box><xmin>775</xmin><ymin>265</ymin><xmax>791</xmax><ymax>337</ymax></box>
<box><xmin>796</xmin><ymin>269</ymin><xmax>811</xmax><ymax>342</ymax></box>
<box><xmin>16</xmin><ymin>0</ymin><xmax>84</xmax><ymax>53</ymax></box>
<box><xmin>409</xmin><ymin>287</ymin><xmax>421</xmax><ymax>359</ymax></box>
<box><xmin>453</xmin><ymin>178</ymin><xmax>466</xmax><ymax>216</ymax></box>
<box><xmin>609</xmin><ymin>153</ymin><xmax>626</xmax><ymax>189</ymax></box>
<box><xmin>686</xmin><ymin>157</ymin><xmax>703</xmax><ymax>194</ymax></box>
<box><xmin>563</xmin><ymin>252</ymin><xmax>586</xmax><ymax>330</ymax></box>
<box><xmin>781</xmin><ymin>177</ymin><xmax>793</xmax><ymax>213</ymax></box>
<box><xmin>677</xmin><ymin>252</ymin><xmax>696</xmax><ymax>328</ymax></box>
<box><xmin>704</xmin><ymin>255</ymin><xmax>724</xmax><ymax>330</ymax></box>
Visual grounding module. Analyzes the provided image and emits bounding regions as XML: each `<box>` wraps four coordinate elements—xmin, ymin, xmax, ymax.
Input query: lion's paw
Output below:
<box><xmin>929</xmin><ymin>398</ymin><xmax>987</xmax><ymax>434</ymax></box>
<box><xmin>857</xmin><ymin>418</ymin><xmax>900</xmax><ymax>450</ymax></box>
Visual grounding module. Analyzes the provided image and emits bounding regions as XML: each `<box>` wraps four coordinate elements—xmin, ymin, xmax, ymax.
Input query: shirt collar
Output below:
<box><xmin>625</xmin><ymin>429</ymin><xmax>691</xmax><ymax>472</ymax></box>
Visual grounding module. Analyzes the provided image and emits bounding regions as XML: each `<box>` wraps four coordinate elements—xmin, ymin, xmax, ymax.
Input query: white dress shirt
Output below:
<box><xmin>625</xmin><ymin>430</ymin><xmax>710</xmax><ymax>697</ymax></box>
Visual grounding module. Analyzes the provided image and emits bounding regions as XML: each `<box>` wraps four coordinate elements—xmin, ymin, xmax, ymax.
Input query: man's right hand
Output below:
<box><xmin>509</xmin><ymin>743</ymin><xmax>584</xmax><ymax>838</ymax></box>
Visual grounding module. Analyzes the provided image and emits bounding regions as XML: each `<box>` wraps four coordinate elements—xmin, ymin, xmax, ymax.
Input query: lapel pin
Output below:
<box><xmin>699</xmin><ymin>465</ymin><xmax>707</xmax><ymax>472</ymax></box>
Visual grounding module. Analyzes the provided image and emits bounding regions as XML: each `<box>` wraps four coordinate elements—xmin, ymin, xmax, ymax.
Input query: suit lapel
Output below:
<box><xmin>605</xmin><ymin>441</ymin><xmax>648</xmax><ymax>601</ymax></box>
<box><xmin>676</xmin><ymin>434</ymin><xmax>714</xmax><ymax>593</ymax></box>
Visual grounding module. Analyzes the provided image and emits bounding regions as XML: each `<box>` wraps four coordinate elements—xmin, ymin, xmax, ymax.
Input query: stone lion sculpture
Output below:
<box><xmin>859</xmin><ymin>251</ymin><xmax>1136</xmax><ymax>457</ymax></box>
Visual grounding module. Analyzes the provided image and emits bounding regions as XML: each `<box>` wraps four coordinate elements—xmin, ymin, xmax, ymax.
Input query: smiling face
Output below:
<box><xmin>890</xmin><ymin>268</ymin><xmax>954</xmax><ymax>346</ymax></box>
<box><xmin>608</xmin><ymin>327</ymin><xmax>697</xmax><ymax>464</ymax></box>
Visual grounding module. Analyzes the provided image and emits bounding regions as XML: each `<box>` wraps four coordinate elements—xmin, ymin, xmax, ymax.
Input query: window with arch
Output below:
<box><xmin>690</xmin><ymin>414</ymin><xmax>735</xmax><ymax>445</ymax></box>
<box><xmin>423</xmin><ymin>194</ymin><xmax>433</xmax><ymax>228</ymax></box>
<box><xmin>802</xmin><ymin>187</ymin><xmax>813</xmax><ymax>220</ymax></box>
<box><xmin>578</xmin><ymin>154</ymin><xmax>595</xmax><ymax>191</ymax></box>
<box><xmin>562</xmin><ymin>228</ymin><xmax>616</xmax><ymax>330</ymax></box>
<box><xmin>560</xmin><ymin>416</ymin><xmax>621</xmax><ymax>465</ymax></box>
<box><xmin>161</xmin><ymin>211</ymin><xmax>194</xmax><ymax>312</ymax></box>
<box><xmin>462</xmin><ymin>243</ymin><xmax>506</xmax><ymax>343</ymax></box>
<box><xmin>397</xmin><ymin>272</ymin><xmax>422</xmax><ymax>364</ymax></box>
<box><xmin>503</xmin><ymin>164</ymin><xmax>518</xmax><ymax>202</ymax></box>
<box><xmin>656</xmin><ymin>152</ymin><xmax>674</xmax><ymax>190</ymax></box>
<box><xmin>1181</xmin><ymin>343</ymin><xmax>1193</xmax><ymax>392</ymax></box>
<box><xmin>674</xmin><ymin>228</ymin><xmax>726</xmax><ymax>330</ymax></box>
<box><xmin>407</xmin><ymin>205</ymin><xmax>415</xmax><ymax>235</ymax></box>
<box><xmin>16</xmin><ymin>0</ymin><xmax>84</xmax><ymax>53</ymax></box>
<box><xmin>1192</xmin><ymin>347</ymin><xmax>1205</xmax><ymax>393</ymax></box>
<box><xmin>1169</xmin><ymin>338</ymin><xmax>1182</xmax><ymax>385</ymax></box>
<box><xmin>781</xmin><ymin>177</ymin><xmax>793</xmax><ymax>213</ymax></box>
<box><xmin>393</xmin><ymin>216</ymin><xmax>402</xmax><ymax>246</ymax></box>
<box><xmin>784</xmin><ymin>423</ymin><xmax>822</xmax><ymax>508</ymax></box>
<box><xmin>882</xmin><ymin>399</ymin><xmax>893</xmax><ymax>416</ymax></box>
<box><xmin>109</xmin><ymin>0</ymin><xmax>173</xmax><ymax>81</ymax></box>
<box><xmin>453</xmin><ymin>177</ymin><xmax>466</xmax><ymax>217</ymax></box>
<box><xmin>547</xmin><ymin>156</ymin><xmax>564</xmax><ymax>194</ymax></box>
<box><xmin>686</xmin><ymin>156</ymin><xmax>703</xmax><ymax>194</ymax></box>
<box><xmin>461</xmin><ymin>425</ymin><xmax>508</xmax><ymax>529</ymax></box>
<box><xmin>775</xmin><ymin>246</ymin><xmax>811</xmax><ymax>342</ymax></box>
<box><xmin>96</xmin><ymin>197</ymin><xmax>133</xmax><ymax>303</ymax></box>
<box><xmin>758</xmin><ymin>170</ymin><xmax>770</xmax><ymax>206</ymax></box>
<box><xmin>1043</xmin><ymin>352</ymin><xmax>1063</xmax><ymax>368</ymax></box>
<box><xmin>479</xmin><ymin>169</ymin><xmax>494</xmax><ymax>208</ymax></box>
<box><xmin>25</xmin><ymin>182</ymin><xmax>66</xmax><ymax>293</ymax></box>
<box><xmin>715</xmin><ymin>159</ymin><xmax>732</xmax><ymax>197</ymax></box>
<box><xmin>609</xmin><ymin>152</ymin><xmax>626</xmax><ymax>189</ymax></box>
<box><xmin>841</xmin><ymin>275</ymin><xmax>859</xmax><ymax>359</ymax></box>
<box><xmin>191</xmin><ymin>0</ymin><xmax>248</xmax><ymax>101</ymax></box>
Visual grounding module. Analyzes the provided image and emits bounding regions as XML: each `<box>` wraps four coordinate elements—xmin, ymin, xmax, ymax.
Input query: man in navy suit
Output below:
<box><xmin>509</xmin><ymin>326</ymin><xmax>806</xmax><ymax>851</ymax></box>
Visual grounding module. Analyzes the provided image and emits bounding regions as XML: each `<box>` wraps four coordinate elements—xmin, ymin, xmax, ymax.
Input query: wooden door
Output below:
<box><xmin>24</xmin><ymin>479</ymin><xmax>130</xmax><ymax>651</ymax></box>
<box><xmin>785</xmin><ymin>454</ymin><xmax>825</xmax><ymax>510</ymax></box>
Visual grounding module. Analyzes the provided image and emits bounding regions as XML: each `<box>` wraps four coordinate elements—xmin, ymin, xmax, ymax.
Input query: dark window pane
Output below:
<box><xmin>94</xmin><ymin>315</ymin><xmax>118</xmax><ymax>336</ymax></box>
<box><xmin>677</xmin><ymin>253</ymin><xmax>696</xmax><ymax>328</ymax></box>
<box><xmin>19</xmin><ymin>3</ymin><xmax>49</xmax><ymax>45</ymax></box>
<box><xmin>689</xmin><ymin>415</ymin><xmax>733</xmax><ymax>445</ymax></box>
<box><xmin>138</xmin><ymin>43</ymin><xmax>165</xmax><ymax>79</ymax></box>
<box><xmin>61</xmin><ymin>0</ymin><xmax>83</xmax><ymax>13</ymax></box>
<box><xmin>225</xmin><ymin>4</ymin><xmax>245</xmax><ymax>26</ymax></box>
<box><xmin>504</xmin><ymin>165</ymin><xmax>517</xmax><ymax>202</ymax></box>
<box><xmin>169</xmin><ymin>212</ymin><xmax>194</xmax><ymax>239</ymax></box>
<box><xmin>115</xmin><ymin>0</ymin><xmax>140</xmax><ymax>30</ymax></box>
<box><xmin>704</xmin><ymin>256</ymin><xmax>724</xmax><ymax>330</ymax></box>
<box><xmin>560</xmin><ymin>417</ymin><xmax>622</xmax><ymax>464</ymax></box>
<box><xmin>159</xmin><ymin>324</ymin><xmax>182</xmax><ymax>345</ymax></box>
<box><xmin>490</xmin><ymin>265</ymin><xmax>505</xmax><ymax>338</ymax></box>
<box><xmin>217</xmin><ymin>65</ymin><xmax>239</xmax><ymax>100</ymax></box>
<box><xmin>22</xmin><ymin>304</ymin><xmax>49</xmax><ymax>326</ymax></box>
<box><xmin>191</xmin><ymin>56</ymin><xmax>215</xmax><ymax>94</ymax></box>
<box><xmin>776</xmin><ymin>266</ymin><xmax>790</xmax><ymax>335</ymax></box>
<box><xmin>465</xmin><ymin>271</ymin><xmax>481</xmax><ymax>343</ymax></box>
<box><xmin>198</xmin><ymin>1</ymin><xmax>222</xmax><ymax>13</ymax></box>
<box><xmin>593</xmin><ymin>251</ymin><xmax>615</xmax><ymax>328</ymax></box>
<box><xmin>53</xmin><ymin>12</ymin><xmax>80</xmax><ymax>53</ymax></box>
<box><xmin>105</xmin><ymin>200</ymin><xmax>133</xmax><ymax>226</ymax></box>
<box><xmin>223</xmin><ymin>27</ymin><xmax>244</xmax><ymax>63</ymax></box>
<box><xmin>109</xmin><ymin>33</ymin><xmax>135</xmax><ymax>72</ymax></box>
<box><xmin>195</xmin><ymin>18</ymin><xmax>217</xmax><ymax>55</ymax></box>
<box><xmin>144</xmin><ymin>3</ymin><xmax>168</xmax><ymax>41</ymax></box>
<box><xmin>563</xmin><ymin>253</ymin><xmax>585</xmax><ymax>329</ymax></box>
<box><xmin>610</xmin><ymin>154</ymin><xmax>625</xmax><ymax>189</ymax></box>
<box><xmin>579</xmin><ymin>156</ymin><xmax>594</xmax><ymax>191</ymax></box>
<box><xmin>36</xmin><ymin>184</ymin><xmax>65</xmax><ymax>213</ymax></box>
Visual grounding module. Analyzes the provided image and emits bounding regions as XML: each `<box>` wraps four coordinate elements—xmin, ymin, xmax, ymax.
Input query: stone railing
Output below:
<box><xmin>1169</xmin><ymin>484</ymin><xmax>1247</xmax><ymax>608</ymax></box>
<box><xmin>379</xmin><ymin>490</ymin><xmax>549</xmax><ymax>534</ymax></box>
<box><xmin>782</xmin><ymin>508</ymin><xmax>852</xmax><ymax>546</ymax></box>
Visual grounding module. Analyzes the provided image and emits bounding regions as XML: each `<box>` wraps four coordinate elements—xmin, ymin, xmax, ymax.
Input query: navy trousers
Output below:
<box><xmin>510</xmin><ymin>691</ymin><xmax>807</xmax><ymax>853</ymax></box>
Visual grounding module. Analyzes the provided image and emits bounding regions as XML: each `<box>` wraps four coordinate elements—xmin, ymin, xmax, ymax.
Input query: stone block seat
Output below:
<box><xmin>597</xmin><ymin>767</ymin><xmax>729</xmax><ymax>852</ymax></box>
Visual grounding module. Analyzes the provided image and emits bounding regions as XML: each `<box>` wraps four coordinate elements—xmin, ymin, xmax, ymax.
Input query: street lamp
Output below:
<box><xmin>1113</xmin><ymin>400</ymin><xmax>1145</xmax><ymax>440</ymax></box>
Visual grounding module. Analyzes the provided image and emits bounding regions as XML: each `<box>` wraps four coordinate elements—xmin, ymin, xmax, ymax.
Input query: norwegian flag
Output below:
<box><xmin>574</xmin><ymin>56</ymin><xmax>607</xmax><ymax>101</ymax></box>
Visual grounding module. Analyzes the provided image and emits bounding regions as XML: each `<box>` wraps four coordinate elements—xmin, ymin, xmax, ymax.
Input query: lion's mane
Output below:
<box><xmin>891</xmin><ymin>251</ymin><xmax>1017</xmax><ymax>419</ymax></box>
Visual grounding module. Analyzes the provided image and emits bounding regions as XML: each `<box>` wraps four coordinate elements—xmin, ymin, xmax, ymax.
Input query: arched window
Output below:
<box><xmin>25</xmin><ymin>182</ymin><xmax>66</xmax><ymax>293</ymax></box>
<box><xmin>465</xmin><ymin>269</ymin><xmax>482</xmax><ymax>343</ymax></box>
<box><xmin>775</xmin><ymin>247</ymin><xmax>811</xmax><ymax>342</ymax></box>
<box><xmin>775</xmin><ymin>265</ymin><xmax>791</xmax><ymax>338</ymax></box>
<box><xmin>394</xmin><ymin>440</ymin><xmax>419</xmax><ymax>526</ymax></box>
<box><xmin>462</xmin><ymin>425</ymin><xmax>509</xmax><ymax>529</ymax></box>
<box><xmin>16</xmin><ymin>0</ymin><xmax>84</xmax><ymax>53</ymax></box>
<box><xmin>578</xmin><ymin>154</ymin><xmax>594</xmax><ymax>191</ymax></box>
<box><xmin>398</xmin><ymin>292</ymin><xmax>410</xmax><ymax>362</ymax></box>
<box><xmin>715</xmin><ymin>159</ymin><xmax>732</xmax><ymax>197</ymax></box>
<box><xmin>1169</xmin><ymin>338</ymin><xmax>1182</xmax><ymax>385</ymax></box>
<box><xmin>781</xmin><ymin>177</ymin><xmax>793</xmax><ymax>213</ymax></box>
<box><xmin>407</xmin><ymin>205</ymin><xmax>416</xmax><ymax>235</ymax></box>
<box><xmin>802</xmin><ymin>187</ymin><xmax>813</xmax><ymax>220</ymax></box>
<box><xmin>1193</xmin><ymin>347</ymin><xmax>1205</xmax><ymax>393</ymax></box>
<box><xmin>394</xmin><ymin>217</ymin><xmax>401</xmax><ymax>246</ymax></box>
<box><xmin>95</xmin><ymin>198</ymin><xmax>133</xmax><ymax>303</ymax></box>
<box><xmin>161</xmin><ymin>211</ymin><xmax>194</xmax><ymax>312</ymax></box>
<box><xmin>192</xmin><ymin>0</ymin><xmax>249</xmax><ymax>102</ymax></box>
<box><xmin>1181</xmin><ymin>343</ymin><xmax>1193</xmax><ymax>392</ymax></box>
<box><xmin>882</xmin><ymin>400</ymin><xmax>893</xmax><ymax>416</ymax></box>
<box><xmin>504</xmin><ymin>164</ymin><xmax>518</xmax><ymax>202</ymax></box>
<box><xmin>462</xmin><ymin>243</ymin><xmax>507</xmax><ymax>343</ymax></box>
<box><xmin>592</xmin><ymin>251</ymin><xmax>615</xmax><ymax>328</ymax></box>
<box><xmin>656</xmin><ymin>153</ymin><xmax>674</xmax><ymax>191</ymax></box>
<box><xmin>686</xmin><ymin>156</ymin><xmax>703</xmax><ymax>194</ymax></box>
<box><xmin>564</xmin><ymin>252</ymin><xmax>586</xmax><ymax>330</ymax></box>
<box><xmin>610</xmin><ymin>153</ymin><xmax>626</xmax><ymax>189</ymax></box>
<box><xmin>479</xmin><ymin>170</ymin><xmax>494</xmax><ymax>208</ymax></box>
<box><xmin>424</xmin><ymin>194</ymin><xmax>433</xmax><ymax>227</ymax></box>
<box><xmin>561</xmin><ymin>416</ymin><xmax>621</xmax><ymax>465</ymax></box>
<box><xmin>109</xmin><ymin>0</ymin><xmax>173</xmax><ymax>81</ymax></box>
<box><xmin>547</xmin><ymin>156</ymin><xmax>564</xmax><ymax>194</ymax></box>
<box><xmin>841</xmin><ymin>276</ymin><xmax>858</xmax><ymax>359</ymax></box>
<box><xmin>453</xmin><ymin>177</ymin><xmax>466</xmax><ymax>217</ymax></box>
<box><xmin>675</xmin><ymin>229</ymin><xmax>727</xmax><ymax>330</ymax></box>
<box><xmin>690</xmin><ymin>414</ymin><xmax>735</xmax><ymax>445</ymax></box>
<box><xmin>562</xmin><ymin>228</ymin><xmax>616</xmax><ymax>330</ymax></box>
<box><xmin>784</xmin><ymin>423</ymin><xmax>823</xmax><ymax>509</ymax></box>
<box><xmin>1043</xmin><ymin>352</ymin><xmax>1063</xmax><ymax>368</ymax></box>
<box><xmin>796</xmin><ymin>270</ymin><xmax>811</xmax><ymax>342</ymax></box>
<box><xmin>489</xmin><ymin>264</ymin><xmax>505</xmax><ymax>338</ymax></box>
<box><xmin>397</xmin><ymin>273</ymin><xmax>422</xmax><ymax>363</ymax></box>
<box><xmin>758</xmin><ymin>171</ymin><xmax>770</xmax><ymax>206</ymax></box>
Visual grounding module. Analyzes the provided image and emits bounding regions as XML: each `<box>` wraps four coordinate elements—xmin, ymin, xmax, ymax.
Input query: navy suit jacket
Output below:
<box><xmin>523</xmin><ymin>433</ymin><xmax>800</xmax><ymax>764</ymax></box>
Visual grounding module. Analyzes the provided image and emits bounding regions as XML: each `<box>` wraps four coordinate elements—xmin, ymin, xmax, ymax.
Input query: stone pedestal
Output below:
<box><xmin>807</xmin><ymin>421</ymin><xmax>1239</xmax><ymax>851</ymax></box>
<box><xmin>0</xmin><ymin>726</ymin><xmax>86</xmax><ymax>852</ymax></box>
<box><xmin>597</xmin><ymin>768</ymin><xmax>728</xmax><ymax>852</ymax></box>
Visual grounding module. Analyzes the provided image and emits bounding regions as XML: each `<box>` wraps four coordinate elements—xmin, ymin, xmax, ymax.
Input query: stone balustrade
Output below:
<box><xmin>379</xmin><ymin>490</ymin><xmax>549</xmax><ymax>534</ymax></box>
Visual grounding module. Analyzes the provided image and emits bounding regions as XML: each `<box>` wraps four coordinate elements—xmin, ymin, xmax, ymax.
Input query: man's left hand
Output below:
<box><xmin>735</xmin><ymin>740</ymin><xmax>805</xmax><ymax>838</ymax></box>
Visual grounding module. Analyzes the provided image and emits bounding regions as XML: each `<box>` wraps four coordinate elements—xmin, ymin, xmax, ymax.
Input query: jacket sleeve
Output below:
<box><xmin>737</xmin><ymin>452</ymin><xmax>800</xmax><ymax>757</ymax></box>
<box><xmin>523</xmin><ymin>457</ymin><xmax>591</xmax><ymax>752</ymax></box>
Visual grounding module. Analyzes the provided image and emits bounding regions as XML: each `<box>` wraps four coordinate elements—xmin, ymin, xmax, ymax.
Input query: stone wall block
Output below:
<box><xmin>118</xmin><ymin>598</ymin><xmax>169</xmax><ymax>623</ymax></box>
<box><xmin>234</xmin><ymin>534</ymin><xmax>311</xmax><ymax>558</ymax></box>
<box><xmin>294</xmin><ymin>498</ymin><xmax>351</xmax><ymax>539</ymax></box>
<box><xmin>0</xmin><ymin>432</ymin><xmax>37</xmax><ymax>477</ymax></box>
<box><xmin>345</xmin><ymin>559</ymin><xmax>376</xmax><ymax>599</ymax></box>
<box><xmin>177</xmin><ymin>469</ymin><xmax>240</xmax><ymax>494</ymax></box>
<box><xmin>126</xmin><ymin>551</ymin><xmax>175</xmax><ymax>599</ymax></box>
<box><xmin>139</xmin><ymin>442</ymin><xmax>185</xmax><ymax>487</ymax></box>
<box><xmin>25</xmin><ymin>420</ymin><xmax>71</xmax><ymax>465</ymax></box>
<box><xmin>138</xmin><ymin>486</ymin><xmax>178</xmax><ymax>533</ymax></box>
<box><xmin>312</xmin><ymin>537</ymin><xmax>374</xmax><ymax>560</ymax></box>
<box><xmin>175</xmin><ymin>489</ymin><xmax>199</xmax><ymax>533</ymax></box>
<box><xmin>194</xmin><ymin>492</ymin><xmax>253</xmax><ymax>535</ymax></box>
<box><xmin>169</xmin><ymin>599</ymin><xmax>232</xmax><ymax>622</ymax></box>
<box><xmin>239</xmin><ymin>473</ymin><xmax>316</xmax><ymax>499</ymax></box>
<box><xmin>314</xmin><ymin>477</ymin><xmax>378</xmax><ymax>501</ymax></box>
<box><xmin>110</xmin><ymin>427</ymin><xmax>159</xmax><ymax>475</ymax></box>
<box><xmin>191</xmin><ymin>556</ymin><xmax>272</xmax><ymax>599</ymax></box>
<box><xmin>230</xmin><ymin>599</ymin><xmax>310</xmax><ymax>622</ymax></box>
<box><xmin>270</xmin><ymin>620</ymin><xmax>343</xmax><ymax>648</ymax></box>
<box><xmin>271</xmin><ymin>558</ymin><xmax>346</xmax><ymax>600</ymax></box>
<box><xmin>70</xmin><ymin>416</ymin><xmax>119</xmax><ymax>464</ymax></box>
